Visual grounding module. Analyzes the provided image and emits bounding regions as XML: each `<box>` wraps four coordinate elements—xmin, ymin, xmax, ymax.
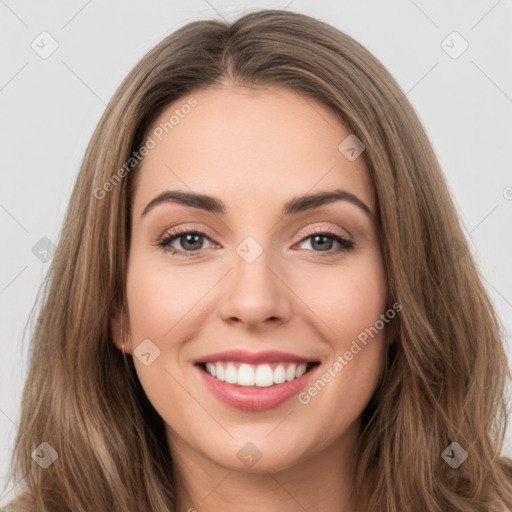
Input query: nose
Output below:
<box><xmin>218</xmin><ymin>243</ymin><xmax>292</xmax><ymax>330</ymax></box>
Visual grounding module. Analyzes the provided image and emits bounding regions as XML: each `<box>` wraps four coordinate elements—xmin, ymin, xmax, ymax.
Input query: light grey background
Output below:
<box><xmin>1</xmin><ymin>0</ymin><xmax>511</xmax><ymax>503</ymax></box>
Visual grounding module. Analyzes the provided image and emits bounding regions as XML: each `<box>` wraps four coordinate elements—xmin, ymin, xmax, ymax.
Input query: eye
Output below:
<box><xmin>156</xmin><ymin>227</ymin><xmax>215</xmax><ymax>257</ymax></box>
<box><xmin>296</xmin><ymin>226</ymin><xmax>354</xmax><ymax>257</ymax></box>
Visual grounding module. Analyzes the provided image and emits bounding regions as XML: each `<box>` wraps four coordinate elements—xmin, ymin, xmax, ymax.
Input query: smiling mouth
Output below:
<box><xmin>196</xmin><ymin>361</ymin><xmax>320</xmax><ymax>387</ymax></box>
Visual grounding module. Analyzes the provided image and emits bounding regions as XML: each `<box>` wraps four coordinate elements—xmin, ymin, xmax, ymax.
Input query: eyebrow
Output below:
<box><xmin>141</xmin><ymin>188</ymin><xmax>373</xmax><ymax>218</ymax></box>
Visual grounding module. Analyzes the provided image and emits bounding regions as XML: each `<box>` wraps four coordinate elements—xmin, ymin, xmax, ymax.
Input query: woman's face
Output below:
<box><xmin>116</xmin><ymin>84</ymin><xmax>391</xmax><ymax>473</ymax></box>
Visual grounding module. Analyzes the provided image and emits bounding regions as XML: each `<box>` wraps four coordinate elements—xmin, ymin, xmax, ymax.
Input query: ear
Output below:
<box><xmin>111</xmin><ymin>304</ymin><xmax>131</xmax><ymax>354</ymax></box>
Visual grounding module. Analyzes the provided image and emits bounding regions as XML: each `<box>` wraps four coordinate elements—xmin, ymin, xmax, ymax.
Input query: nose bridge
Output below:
<box><xmin>218</xmin><ymin>233</ymin><xmax>291</xmax><ymax>326</ymax></box>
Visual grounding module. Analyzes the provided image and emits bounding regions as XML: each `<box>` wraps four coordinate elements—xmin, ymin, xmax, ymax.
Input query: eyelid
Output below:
<box><xmin>157</xmin><ymin>223</ymin><xmax>218</xmax><ymax>243</ymax></box>
<box><xmin>298</xmin><ymin>224</ymin><xmax>350</xmax><ymax>241</ymax></box>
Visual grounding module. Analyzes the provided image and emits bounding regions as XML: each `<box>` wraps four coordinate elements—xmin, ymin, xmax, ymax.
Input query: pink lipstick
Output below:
<box><xmin>194</xmin><ymin>350</ymin><xmax>320</xmax><ymax>411</ymax></box>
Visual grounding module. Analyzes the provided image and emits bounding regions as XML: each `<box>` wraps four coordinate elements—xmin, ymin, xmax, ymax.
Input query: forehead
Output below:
<box><xmin>132</xmin><ymin>85</ymin><xmax>375</xmax><ymax>217</ymax></box>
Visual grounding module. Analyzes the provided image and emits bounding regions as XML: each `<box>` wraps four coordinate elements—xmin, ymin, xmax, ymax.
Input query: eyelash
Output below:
<box><xmin>155</xmin><ymin>225</ymin><xmax>355</xmax><ymax>259</ymax></box>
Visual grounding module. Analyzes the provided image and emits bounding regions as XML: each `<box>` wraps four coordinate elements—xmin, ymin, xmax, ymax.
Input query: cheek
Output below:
<box><xmin>295</xmin><ymin>251</ymin><xmax>388</xmax><ymax>346</ymax></box>
<box><xmin>292</xmin><ymin>252</ymin><xmax>388</xmax><ymax>409</ymax></box>
<box><xmin>293</xmin><ymin>258</ymin><xmax>388</xmax><ymax>428</ymax></box>
<box><xmin>124</xmin><ymin>257</ymin><xmax>202</xmax><ymax>419</ymax></box>
<box><xmin>125</xmin><ymin>256</ymin><xmax>214</xmax><ymax>343</ymax></box>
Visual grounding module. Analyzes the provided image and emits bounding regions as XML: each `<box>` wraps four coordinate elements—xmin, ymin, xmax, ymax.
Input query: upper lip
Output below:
<box><xmin>194</xmin><ymin>349</ymin><xmax>320</xmax><ymax>365</ymax></box>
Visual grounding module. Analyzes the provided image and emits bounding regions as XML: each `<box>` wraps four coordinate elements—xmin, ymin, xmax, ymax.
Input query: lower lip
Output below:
<box><xmin>196</xmin><ymin>363</ymin><xmax>320</xmax><ymax>411</ymax></box>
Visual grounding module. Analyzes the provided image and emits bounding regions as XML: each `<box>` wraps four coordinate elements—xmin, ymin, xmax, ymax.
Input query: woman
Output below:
<box><xmin>2</xmin><ymin>8</ymin><xmax>511</xmax><ymax>511</ymax></box>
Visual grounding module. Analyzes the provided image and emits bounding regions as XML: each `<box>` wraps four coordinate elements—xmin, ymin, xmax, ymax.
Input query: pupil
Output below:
<box><xmin>183</xmin><ymin>233</ymin><xmax>202</xmax><ymax>250</ymax></box>
<box><xmin>312</xmin><ymin>235</ymin><xmax>332</xmax><ymax>251</ymax></box>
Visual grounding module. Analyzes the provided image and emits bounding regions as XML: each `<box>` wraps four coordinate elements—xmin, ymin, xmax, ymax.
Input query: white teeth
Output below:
<box><xmin>206</xmin><ymin>363</ymin><xmax>216</xmax><ymax>377</ymax></box>
<box><xmin>216</xmin><ymin>363</ymin><xmax>225</xmax><ymax>381</ymax></box>
<box><xmin>203</xmin><ymin>361</ymin><xmax>314</xmax><ymax>387</ymax></box>
<box><xmin>273</xmin><ymin>364</ymin><xmax>286</xmax><ymax>384</ymax></box>
<box><xmin>238</xmin><ymin>363</ymin><xmax>255</xmax><ymax>386</ymax></box>
<box><xmin>295</xmin><ymin>363</ymin><xmax>307</xmax><ymax>378</ymax></box>
<box><xmin>225</xmin><ymin>363</ymin><xmax>238</xmax><ymax>384</ymax></box>
<box><xmin>255</xmin><ymin>364</ymin><xmax>274</xmax><ymax>387</ymax></box>
<box><xmin>285</xmin><ymin>364</ymin><xmax>296</xmax><ymax>382</ymax></box>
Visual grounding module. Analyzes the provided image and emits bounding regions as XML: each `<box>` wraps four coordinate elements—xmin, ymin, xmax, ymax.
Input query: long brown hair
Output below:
<box><xmin>3</xmin><ymin>9</ymin><xmax>511</xmax><ymax>511</ymax></box>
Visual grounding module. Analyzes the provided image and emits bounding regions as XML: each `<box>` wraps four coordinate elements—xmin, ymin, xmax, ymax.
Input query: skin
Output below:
<box><xmin>112</xmin><ymin>84</ymin><xmax>393</xmax><ymax>511</ymax></box>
